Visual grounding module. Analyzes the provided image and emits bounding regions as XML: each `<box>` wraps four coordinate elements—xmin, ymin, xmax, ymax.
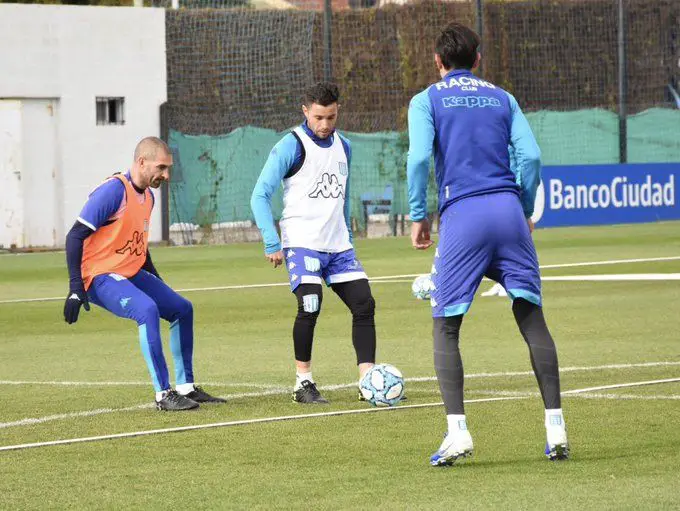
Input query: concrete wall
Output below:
<box><xmin>0</xmin><ymin>101</ymin><xmax>24</xmax><ymax>248</ymax></box>
<box><xmin>0</xmin><ymin>4</ymin><xmax>166</xmax><ymax>247</ymax></box>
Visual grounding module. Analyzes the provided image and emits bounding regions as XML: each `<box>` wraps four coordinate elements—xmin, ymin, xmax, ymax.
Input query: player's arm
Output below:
<box><xmin>65</xmin><ymin>222</ymin><xmax>95</xmax><ymax>291</ymax></box>
<box><xmin>339</xmin><ymin>134</ymin><xmax>353</xmax><ymax>244</ymax></box>
<box><xmin>64</xmin><ymin>179</ymin><xmax>125</xmax><ymax>323</ymax></box>
<box><xmin>250</xmin><ymin>134</ymin><xmax>299</xmax><ymax>265</ymax></box>
<box><xmin>406</xmin><ymin>89</ymin><xmax>435</xmax><ymax>249</ymax></box>
<box><xmin>141</xmin><ymin>249</ymin><xmax>161</xmax><ymax>279</ymax></box>
<box><xmin>139</xmin><ymin>192</ymin><xmax>162</xmax><ymax>279</ymax></box>
<box><xmin>506</xmin><ymin>92</ymin><xmax>542</xmax><ymax>219</ymax></box>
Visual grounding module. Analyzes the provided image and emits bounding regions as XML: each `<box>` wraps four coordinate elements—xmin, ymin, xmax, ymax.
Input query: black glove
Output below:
<box><xmin>63</xmin><ymin>286</ymin><xmax>90</xmax><ymax>324</ymax></box>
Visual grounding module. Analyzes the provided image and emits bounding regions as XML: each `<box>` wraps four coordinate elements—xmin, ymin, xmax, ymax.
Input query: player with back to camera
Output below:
<box><xmin>406</xmin><ymin>23</ymin><xmax>569</xmax><ymax>465</ymax></box>
<box><xmin>63</xmin><ymin>136</ymin><xmax>226</xmax><ymax>411</ymax></box>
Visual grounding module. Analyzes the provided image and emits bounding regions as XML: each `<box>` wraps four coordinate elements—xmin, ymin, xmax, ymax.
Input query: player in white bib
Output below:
<box><xmin>251</xmin><ymin>82</ymin><xmax>377</xmax><ymax>404</ymax></box>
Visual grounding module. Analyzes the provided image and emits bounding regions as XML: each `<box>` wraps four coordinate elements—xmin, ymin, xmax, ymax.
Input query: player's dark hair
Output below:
<box><xmin>435</xmin><ymin>22</ymin><xmax>481</xmax><ymax>70</ymax></box>
<box><xmin>302</xmin><ymin>82</ymin><xmax>340</xmax><ymax>107</ymax></box>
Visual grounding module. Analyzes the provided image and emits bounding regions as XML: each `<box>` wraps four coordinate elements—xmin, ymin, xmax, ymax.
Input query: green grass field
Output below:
<box><xmin>1</xmin><ymin>222</ymin><xmax>679</xmax><ymax>510</ymax></box>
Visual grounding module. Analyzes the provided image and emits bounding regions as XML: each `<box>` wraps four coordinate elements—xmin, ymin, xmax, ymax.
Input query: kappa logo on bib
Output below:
<box><xmin>309</xmin><ymin>173</ymin><xmax>345</xmax><ymax>199</ymax></box>
<box><xmin>116</xmin><ymin>231</ymin><xmax>145</xmax><ymax>257</ymax></box>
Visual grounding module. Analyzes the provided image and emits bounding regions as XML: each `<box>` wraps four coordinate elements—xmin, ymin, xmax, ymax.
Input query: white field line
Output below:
<box><xmin>541</xmin><ymin>273</ymin><xmax>680</xmax><ymax>281</ymax></box>
<box><xmin>0</xmin><ymin>381</ymin><xmax>286</xmax><ymax>389</ymax></box>
<box><xmin>3</xmin><ymin>361</ymin><xmax>678</xmax><ymax>389</ymax></box>
<box><xmin>368</xmin><ymin>256</ymin><xmax>680</xmax><ymax>281</ymax></box>
<box><xmin>472</xmin><ymin>385</ymin><xmax>680</xmax><ymax>400</ymax></box>
<box><xmin>1</xmin><ymin>361</ymin><xmax>679</xmax><ymax>430</ymax></box>
<box><xmin>2</xmin><ymin>272</ymin><xmax>677</xmax><ymax>307</ymax></box>
<box><xmin>479</xmin><ymin>377</ymin><xmax>680</xmax><ymax>396</ymax></box>
<box><xmin>2</xmin><ymin>255</ymin><xmax>679</xmax><ymax>305</ymax></box>
<box><xmin>2</xmin><ymin>376</ymin><xmax>680</xmax><ymax>453</ymax></box>
<box><xmin>385</xmin><ymin>274</ymin><xmax>680</xmax><ymax>284</ymax></box>
<box><xmin>0</xmin><ymin>389</ymin><xmax>289</xmax><ymax>430</ymax></box>
<box><xmin>315</xmin><ymin>361</ymin><xmax>680</xmax><ymax>392</ymax></box>
<box><xmin>0</xmin><ymin>404</ymin><xmax>155</xmax><ymax>428</ymax></box>
<box><xmin>564</xmin><ymin>393</ymin><xmax>680</xmax><ymax>400</ymax></box>
<box><xmin>540</xmin><ymin>256</ymin><xmax>680</xmax><ymax>269</ymax></box>
<box><xmin>561</xmin><ymin>377</ymin><xmax>680</xmax><ymax>394</ymax></box>
<box><xmin>0</xmin><ymin>397</ymin><xmax>524</xmax><ymax>453</ymax></box>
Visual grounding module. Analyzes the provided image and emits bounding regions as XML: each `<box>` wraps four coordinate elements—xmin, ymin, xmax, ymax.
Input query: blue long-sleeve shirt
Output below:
<box><xmin>407</xmin><ymin>69</ymin><xmax>541</xmax><ymax>220</ymax></box>
<box><xmin>251</xmin><ymin>122</ymin><xmax>352</xmax><ymax>254</ymax></box>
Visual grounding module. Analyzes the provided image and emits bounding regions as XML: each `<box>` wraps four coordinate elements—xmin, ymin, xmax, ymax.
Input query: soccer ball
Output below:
<box><xmin>412</xmin><ymin>274</ymin><xmax>435</xmax><ymax>300</ymax></box>
<box><xmin>360</xmin><ymin>364</ymin><xmax>405</xmax><ymax>407</ymax></box>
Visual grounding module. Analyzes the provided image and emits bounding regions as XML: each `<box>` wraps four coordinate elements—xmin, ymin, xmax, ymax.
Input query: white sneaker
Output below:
<box><xmin>429</xmin><ymin>431</ymin><xmax>474</xmax><ymax>466</ymax></box>
<box><xmin>481</xmin><ymin>282</ymin><xmax>508</xmax><ymax>297</ymax></box>
<box><xmin>545</xmin><ymin>413</ymin><xmax>569</xmax><ymax>460</ymax></box>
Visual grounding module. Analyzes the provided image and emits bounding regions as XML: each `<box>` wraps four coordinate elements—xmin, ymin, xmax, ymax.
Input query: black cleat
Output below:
<box><xmin>184</xmin><ymin>386</ymin><xmax>226</xmax><ymax>404</ymax></box>
<box><xmin>293</xmin><ymin>380</ymin><xmax>329</xmax><ymax>404</ymax></box>
<box><xmin>156</xmin><ymin>390</ymin><xmax>199</xmax><ymax>411</ymax></box>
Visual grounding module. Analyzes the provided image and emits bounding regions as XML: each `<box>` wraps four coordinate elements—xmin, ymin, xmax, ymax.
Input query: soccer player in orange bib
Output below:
<box><xmin>63</xmin><ymin>137</ymin><xmax>225</xmax><ymax>411</ymax></box>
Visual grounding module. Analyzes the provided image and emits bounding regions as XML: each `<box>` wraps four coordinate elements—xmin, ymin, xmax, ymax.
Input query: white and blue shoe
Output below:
<box><xmin>429</xmin><ymin>431</ymin><xmax>474</xmax><ymax>467</ymax></box>
<box><xmin>545</xmin><ymin>412</ymin><xmax>569</xmax><ymax>460</ymax></box>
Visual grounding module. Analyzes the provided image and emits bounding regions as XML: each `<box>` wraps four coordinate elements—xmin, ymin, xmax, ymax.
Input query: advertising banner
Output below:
<box><xmin>532</xmin><ymin>163</ymin><xmax>679</xmax><ymax>228</ymax></box>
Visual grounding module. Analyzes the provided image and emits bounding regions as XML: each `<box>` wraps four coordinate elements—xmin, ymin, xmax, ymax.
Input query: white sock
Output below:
<box><xmin>446</xmin><ymin>414</ymin><xmax>468</xmax><ymax>435</ymax></box>
<box><xmin>155</xmin><ymin>389</ymin><xmax>170</xmax><ymax>402</ymax></box>
<box><xmin>176</xmin><ymin>383</ymin><xmax>195</xmax><ymax>395</ymax></box>
<box><xmin>545</xmin><ymin>408</ymin><xmax>565</xmax><ymax>428</ymax></box>
<box><xmin>295</xmin><ymin>372</ymin><xmax>313</xmax><ymax>390</ymax></box>
<box><xmin>545</xmin><ymin>409</ymin><xmax>567</xmax><ymax>446</ymax></box>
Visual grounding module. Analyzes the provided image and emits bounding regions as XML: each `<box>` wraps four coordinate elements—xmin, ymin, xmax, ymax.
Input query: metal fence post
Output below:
<box><xmin>618</xmin><ymin>0</ymin><xmax>628</xmax><ymax>163</ymax></box>
<box><xmin>324</xmin><ymin>0</ymin><xmax>333</xmax><ymax>82</ymax></box>
<box><xmin>476</xmin><ymin>0</ymin><xmax>483</xmax><ymax>76</ymax></box>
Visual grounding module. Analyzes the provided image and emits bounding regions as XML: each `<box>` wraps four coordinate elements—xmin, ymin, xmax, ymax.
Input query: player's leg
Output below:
<box><xmin>87</xmin><ymin>273</ymin><xmax>197</xmax><ymax>410</ymax></box>
<box><xmin>129</xmin><ymin>270</ymin><xmax>225</xmax><ymax>404</ymax></box>
<box><xmin>429</xmin><ymin>198</ymin><xmax>493</xmax><ymax>466</ymax></box>
<box><xmin>325</xmin><ymin>250</ymin><xmax>375</xmax><ymax>381</ymax></box>
<box><xmin>511</xmin><ymin>299</ymin><xmax>561</xmax><ymax>410</ymax></box>
<box><xmin>330</xmin><ymin>279</ymin><xmax>376</xmax><ymax>376</ymax></box>
<box><xmin>284</xmin><ymin>248</ymin><xmax>329</xmax><ymax>404</ymax></box>
<box><xmin>291</xmin><ymin>283</ymin><xmax>328</xmax><ymax>403</ymax></box>
<box><xmin>433</xmin><ymin>314</ymin><xmax>464</xmax><ymax>414</ymax></box>
<box><xmin>512</xmin><ymin>299</ymin><xmax>567</xmax><ymax>459</ymax></box>
<box><xmin>487</xmin><ymin>192</ymin><xmax>568</xmax><ymax>459</ymax></box>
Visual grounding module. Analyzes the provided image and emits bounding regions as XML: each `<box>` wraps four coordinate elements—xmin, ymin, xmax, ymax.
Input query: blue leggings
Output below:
<box><xmin>88</xmin><ymin>270</ymin><xmax>194</xmax><ymax>392</ymax></box>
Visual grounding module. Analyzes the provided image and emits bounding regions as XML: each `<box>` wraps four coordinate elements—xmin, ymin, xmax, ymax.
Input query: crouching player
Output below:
<box><xmin>63</xmin><ymin>137</ymin><xmax>226</xmax><ymax>411</ymax></box>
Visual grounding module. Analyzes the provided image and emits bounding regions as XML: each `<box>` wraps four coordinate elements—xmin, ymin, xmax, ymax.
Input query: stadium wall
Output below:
<box><xmin>0</xmin><ymin>4</ymin><xmax>166</xmax><ymax>248</ymax></box>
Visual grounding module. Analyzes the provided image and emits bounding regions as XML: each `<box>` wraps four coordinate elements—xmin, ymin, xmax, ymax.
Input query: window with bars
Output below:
<box><xmin>96</xmin><ymin>97</ymin><xmax>125</xmax><ymax>125</ymax></box>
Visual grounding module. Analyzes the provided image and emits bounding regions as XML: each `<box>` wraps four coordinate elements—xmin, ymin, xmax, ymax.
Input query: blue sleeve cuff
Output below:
<box><xmin>265</xmin><ymin>243</ymin><xmax>282</xmax><ymax>255</ymax></box>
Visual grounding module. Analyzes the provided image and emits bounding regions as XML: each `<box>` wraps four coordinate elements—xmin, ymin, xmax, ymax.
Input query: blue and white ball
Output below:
<box><xmin>360</xmin><ymin>364</ymin><xmax>405</xmax><ymax>407</ymax></box>
<box><xmin>411</xmin><ymin>274</ymin><xmax>435</xmax><ymax>300</ymax></box>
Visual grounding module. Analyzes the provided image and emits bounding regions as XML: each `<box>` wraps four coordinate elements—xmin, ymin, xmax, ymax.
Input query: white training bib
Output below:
<box><xmin>279</xmin><ymin>127</ymin><xmax>352</xmax><ymax>253</ymax></box>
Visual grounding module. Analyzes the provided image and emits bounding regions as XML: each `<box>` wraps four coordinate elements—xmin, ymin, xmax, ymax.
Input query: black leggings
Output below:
<box><xmin>292</xmin><ymin>279</ymin><xmax>376</xmax><ymax>365</ymax></box>
<box><xmin>433</xmin><ymin>299</ymin><xmax>561</xmax><ymax>415</ymax></box>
